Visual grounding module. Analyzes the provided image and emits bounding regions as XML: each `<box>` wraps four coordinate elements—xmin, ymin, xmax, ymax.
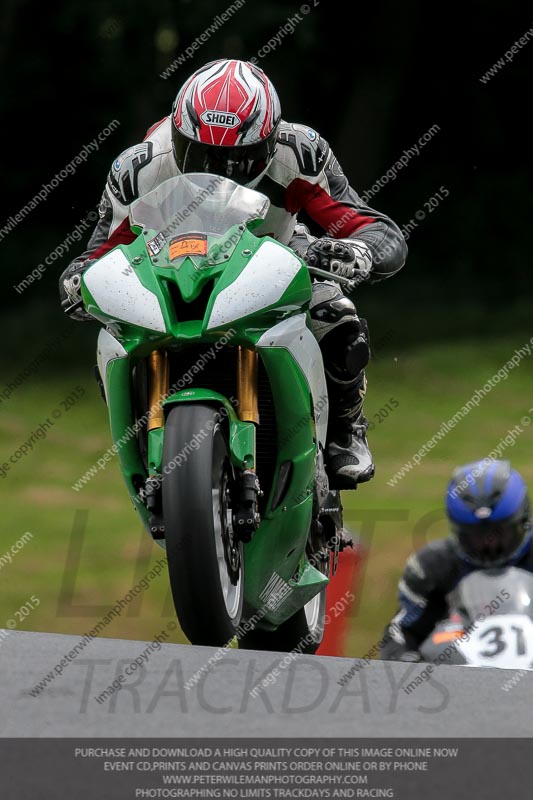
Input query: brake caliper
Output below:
<box><xmin>232</xmin><ymin>469</ymin><xmax>262</xmax><ymax>543</ymax></box>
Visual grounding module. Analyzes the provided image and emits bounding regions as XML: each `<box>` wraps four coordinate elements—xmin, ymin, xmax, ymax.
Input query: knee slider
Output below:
<box><xmin>346</xmin><ymin>316</ymin><xmax>370</xmax><ymax>375</ymax></box>
<box><xmin>346</xmin><ymin>334</ymin><xmax>370</xmax><ymax>376</ymax></box>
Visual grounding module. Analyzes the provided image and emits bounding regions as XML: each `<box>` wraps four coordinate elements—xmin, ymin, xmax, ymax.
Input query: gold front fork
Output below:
<box><xmin>147</xmin><ymin>350</ymin><xmax>169</xmax><ymax>431</ymax></box>
<box><xmin>237</xmin><ymin>347</ymin><xmax>259</xmax><ymax>424</ymax></box>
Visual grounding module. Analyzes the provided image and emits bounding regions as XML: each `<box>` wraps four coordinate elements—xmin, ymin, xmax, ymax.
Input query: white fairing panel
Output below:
<box><xmin>97</xmin><ymin>328</ymin><xmax>127</xmax><ymax>403</ymax></box>
<box><xmin>207</xmin><ymin>241</ymin><xmax>301</xmax><ymax>329</ymax></box>
<box><xmin>257</xmin><ymin>314</ymin><xmax>329</xmax><ymax>447</ymax></box>
<box><xmin>84</xmin><ymin>249</ymin><xmax>166</xmax><ymax>332</ymax></box>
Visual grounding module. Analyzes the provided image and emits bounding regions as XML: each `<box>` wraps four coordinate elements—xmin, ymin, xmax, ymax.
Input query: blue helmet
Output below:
<box><xmin>446</xmin><ymin>460</ymin><xmax>531</xmax><ymax>567</ymax></box>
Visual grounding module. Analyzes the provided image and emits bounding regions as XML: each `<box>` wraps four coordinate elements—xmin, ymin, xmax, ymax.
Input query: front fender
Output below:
<box><xmin>161</xmin><ymin>388</ymin><xmax>256</xmax><ymax>471</ymax></box>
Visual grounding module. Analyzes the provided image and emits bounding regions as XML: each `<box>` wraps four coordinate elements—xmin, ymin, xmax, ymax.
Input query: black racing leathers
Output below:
<box><xmin>380</xmin><ymin>537</ymin><xmax>533</xmax><ymax>660</ymax></box>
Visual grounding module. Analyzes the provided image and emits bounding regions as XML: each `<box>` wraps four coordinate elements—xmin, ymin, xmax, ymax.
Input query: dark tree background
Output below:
<box><xmin>0</xmin><ymin>0</ymin><xmax>531</xmax><ymax>366</ymax></box>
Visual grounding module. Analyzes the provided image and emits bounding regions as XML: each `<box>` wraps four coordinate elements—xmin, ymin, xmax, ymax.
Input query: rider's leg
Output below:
<box><xmin>309</xmin><ymin>281</ymin><xmax>374</xmax><ymax>488</ymax></box>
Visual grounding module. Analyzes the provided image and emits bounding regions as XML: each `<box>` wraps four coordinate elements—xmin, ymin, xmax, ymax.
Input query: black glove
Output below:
<box><xmin>59</xmin><ymin>260</ymin><xmax>94</xmax><ymax>321</ymax></box>
<box><xmin>304</xmin><ymin>238</ymin><xmax>372</xmax><ymax>280</ymax></box>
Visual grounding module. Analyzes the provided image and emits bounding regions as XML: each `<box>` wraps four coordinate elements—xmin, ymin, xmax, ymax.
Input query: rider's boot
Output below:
<box><xmin>326</xmin><ymin>371</ymin><xmax>374</xmax><ymax>488</ymax></box>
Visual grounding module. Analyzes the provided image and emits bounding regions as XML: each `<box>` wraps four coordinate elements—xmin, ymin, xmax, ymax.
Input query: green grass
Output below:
<box><xmin>1</xmin><ymin>334</ymin><xmax>532</xmax><ymax>658</ymax></box>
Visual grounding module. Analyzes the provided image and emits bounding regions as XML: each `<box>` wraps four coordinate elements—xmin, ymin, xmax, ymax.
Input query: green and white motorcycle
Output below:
<box><xmin>80</xmin><ymin>173</ymin><xmax>353</xmax><ymax>652</ymax></box>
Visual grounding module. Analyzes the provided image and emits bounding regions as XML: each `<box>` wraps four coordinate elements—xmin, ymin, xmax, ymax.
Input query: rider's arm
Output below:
<box><xmin>380</xmin><ymin>540</ymin><xmax>458</xmax><ymax>660</ymax></box>
<box><xmin>72</xmin><ymin>142</ymin><xmax>153</xmax><ymax>266</ymax></box>
<box><xmin>73</xmin><ymin>194</ymin><xmax>135</xmax><ymax>267</ymax></box>
<box><xmin>67</xmin><ymin>116</ymin><xmax>167</xmax><ymax>270</ymax></box>
<box><xmin>58</xmin><ymin>158</ymin><xmax>138</xmax><ymax>320</ymax></box>
<box><xmin>282</xmin><ymin>126</ymin><xmax>407</xmax><ymax>282</ymax></box>
<box><xmin>59</xmin><ymin>136</ymin><xmax>158</xmax><ymax>318</ymax></box>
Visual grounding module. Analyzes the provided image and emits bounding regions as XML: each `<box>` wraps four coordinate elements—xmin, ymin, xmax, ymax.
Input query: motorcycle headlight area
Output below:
<box><xmin>83</xmin><ymin>249</ymin><xmax>166</xmax><ymax>332</ymax></box>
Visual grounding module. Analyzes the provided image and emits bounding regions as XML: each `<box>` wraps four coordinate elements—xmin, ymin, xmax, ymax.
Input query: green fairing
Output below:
<box><xmin>82</xmin><ymin>177</ymin><xmax>330</xmax><ymax>629</ymax></box>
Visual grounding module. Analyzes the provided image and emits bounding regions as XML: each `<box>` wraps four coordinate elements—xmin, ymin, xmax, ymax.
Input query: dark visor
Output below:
<box><xmin>457</xmin><ymin>521</ymin><xmax>525</xmax><ymax>565</ymax></box>
<box><xmin>173</xmin><ymin>130</ymin><xmax>275</xmax><ymax>185</ymax></box>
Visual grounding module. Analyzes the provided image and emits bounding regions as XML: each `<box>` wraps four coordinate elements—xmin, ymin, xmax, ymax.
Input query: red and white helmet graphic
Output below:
<box><xmin>172</xmin><ymin>59</ymin><xmax>281</xmax><ymax>186</ymax></box>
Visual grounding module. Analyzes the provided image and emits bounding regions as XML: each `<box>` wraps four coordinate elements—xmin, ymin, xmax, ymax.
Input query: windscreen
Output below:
<box><xmin>129</xmin><ymin>173</ymin><xmax>270</xmax><ymax>239</ymax></box>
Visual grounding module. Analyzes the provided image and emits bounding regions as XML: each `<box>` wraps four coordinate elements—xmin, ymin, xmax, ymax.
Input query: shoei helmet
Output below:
<box><xmin>171</xmin><ymin>59</ymin><xmax>281</xmax><ymax>187</ymax></box>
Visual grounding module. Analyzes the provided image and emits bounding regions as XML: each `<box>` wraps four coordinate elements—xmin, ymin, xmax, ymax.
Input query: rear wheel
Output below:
<box><xmin>163</xmin><ymin>404</ymin><xmax>243</xmax><ymax>645</ymax></box>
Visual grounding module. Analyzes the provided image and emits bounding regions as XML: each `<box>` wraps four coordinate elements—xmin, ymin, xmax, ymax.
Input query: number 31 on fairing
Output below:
<box><xmin>458</xmin><ymin>615</ymin><xmax>533</xmax><ymax>669</ymax></box>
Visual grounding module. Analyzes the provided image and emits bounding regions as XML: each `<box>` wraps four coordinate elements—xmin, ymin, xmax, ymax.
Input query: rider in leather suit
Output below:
<box><xmin>59</xmin><ymin>59</ymin><xmax>407</xmax><ymax>488</ymax></box>
<box><xmin>381</xmin><ymin>459</ymin><xmax>533</xmax><ymax>660</ymax></box>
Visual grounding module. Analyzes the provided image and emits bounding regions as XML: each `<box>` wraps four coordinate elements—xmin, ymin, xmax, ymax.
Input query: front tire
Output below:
<box><xmin>163</xmin><ymin>404</ymin><xmax>243</xmax><ymax>646</ymax></box>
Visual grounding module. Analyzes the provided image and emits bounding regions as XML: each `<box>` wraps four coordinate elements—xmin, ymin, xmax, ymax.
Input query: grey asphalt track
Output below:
<box><xmin>1</xmin><ymin>629</ymin><xmax>532</xmax><ymax>736</ymax></box>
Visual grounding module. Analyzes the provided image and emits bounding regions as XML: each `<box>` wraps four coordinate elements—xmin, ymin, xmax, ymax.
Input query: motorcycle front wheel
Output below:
<box><xmin>163</xmin><ymin>404</ymin><xmax>244</xmax><ymax>646</ymax></box>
